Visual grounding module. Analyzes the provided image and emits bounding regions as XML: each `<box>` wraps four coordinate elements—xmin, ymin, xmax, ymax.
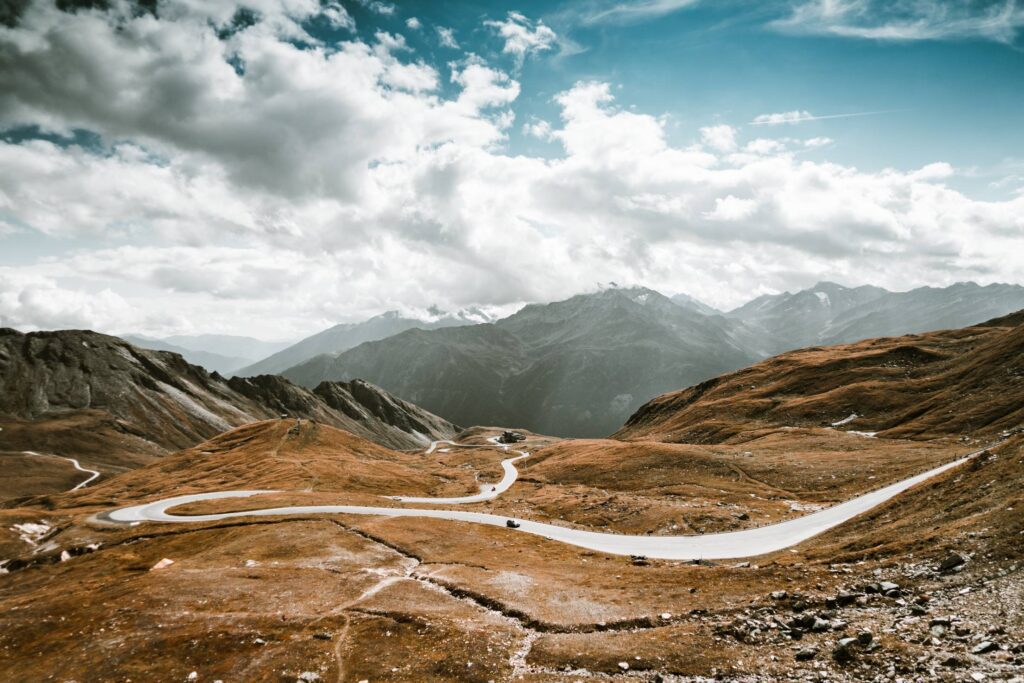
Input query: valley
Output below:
<box><xmin>1</xmin><ymin>312</ymin><xmax>1022</xmax><ymax>681</ymax></box>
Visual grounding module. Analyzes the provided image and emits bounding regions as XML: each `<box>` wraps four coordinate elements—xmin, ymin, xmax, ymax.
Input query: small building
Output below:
<box><xmin>499</xmin><ymin>430</ymin><xmax>525</xmax><ymax>444</ymax></box>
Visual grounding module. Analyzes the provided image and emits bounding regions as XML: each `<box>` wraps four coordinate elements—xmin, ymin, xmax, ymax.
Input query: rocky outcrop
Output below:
<box><xmin>0</xmin><ymin>328</ymin><xmax>458</xmax><ymax>457</ymax></box>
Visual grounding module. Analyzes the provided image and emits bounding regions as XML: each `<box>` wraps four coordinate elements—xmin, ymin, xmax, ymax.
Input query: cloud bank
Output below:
<box><xmin>0</xmin><ymin>1</ymin><xmax>1021</xmax><ymax>338</ymax></box>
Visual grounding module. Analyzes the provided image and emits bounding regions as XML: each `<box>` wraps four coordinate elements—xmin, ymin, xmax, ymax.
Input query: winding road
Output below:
<box><xmin>104</xmin><ymin>439</ymin><xmax>988</xmax><ymax>561</ymax></box>
<box><xmin>24</xmin><ymin>451</ymin><xmax>100</xmax><ymax>491</ymax></box>
<box><xmin>394</xmin><ymin>436</ymin><xmax>530</xmax><ymax>504</ymax></box>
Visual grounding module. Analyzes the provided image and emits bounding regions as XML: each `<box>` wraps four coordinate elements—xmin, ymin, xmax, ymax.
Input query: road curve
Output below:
<box><xmin>395</xmin><ymin>437</ymin><xmax>530</xmax><ymax>504</ymax></box>
<box><xmin>104</xmin><ymin>447</ymin><xmax>985</xmax><ymax>560</ymax></box>
<box><xmin>24</xmin><ymin>451</ymin><xmax>100</xmax><ymax>490</ymax></box>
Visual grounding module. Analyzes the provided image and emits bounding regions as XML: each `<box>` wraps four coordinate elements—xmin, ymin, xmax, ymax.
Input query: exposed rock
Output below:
<box><xmin>971</xmin><ymin>641</ymin><xmax>998</xmax><ymax>655</ymax></box>
<box><xmin>0</xmin><ymin>329</ymin><xmax>459</xmax><ymax>459</ymax></box>
<box><xmin>833</xmin><ymin>637</ymin><xmax>859</xmax><ymax>662</ymax></box>
<box><xmin>811</xmin><ymin>616</ymin><xmax>832</xmax><ymax>632</ymax></box>
<box><xmin>795</xmin><ymin>647</ymin><xmax>818</xmax><ymax>661</ymax></box>
<box><xmin>938</xmin><ymin>552</ymin><xmax>968</xmax><ymax>573</ymax></box>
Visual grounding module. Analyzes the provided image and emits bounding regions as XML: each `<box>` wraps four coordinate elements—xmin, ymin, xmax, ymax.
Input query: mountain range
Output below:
<box><xmin>724</xmin><ymin>280</ymin><xmax>1024</xmax><ymax>354</ymax></box>
<box><xmin>0</xmin><ymin>328</ymin><xmax>458</xmax><ymax>481</ymax></box>
<box><xmin>273</xmin><ymin>281</ymin><xmax>1024</xmax><ymax>437</ymax></box>
<box><xmin>282</xmin><ymin>288</ymin><xmax>759</xmax><ymax>437</ymax></box>
<box><xmin>234</xmin><ymin>308</ymin><xmax>493</xmax><ymax>377</ymax></box>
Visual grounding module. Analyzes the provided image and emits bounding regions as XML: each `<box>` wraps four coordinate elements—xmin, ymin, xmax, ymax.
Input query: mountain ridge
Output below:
<box><xmin>0</xmin><ymin>328</ymin><xmax>459</xmax><ymax>470</ymax></box>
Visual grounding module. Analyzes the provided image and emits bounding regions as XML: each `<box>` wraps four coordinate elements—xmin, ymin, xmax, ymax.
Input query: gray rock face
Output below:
<box><xmin>0</xmin><ymin>328</ymin><xmax>457</xmax><ymax>453</ymax></box>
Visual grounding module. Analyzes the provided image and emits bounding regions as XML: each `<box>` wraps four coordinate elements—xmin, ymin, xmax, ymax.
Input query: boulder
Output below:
<box><xmin>795</xmin><ymin>647</ymin><xmax>817</xmax><ymax>661</ymax></box>
<box><xmin>833</xmin><ymin>637</ymin><xmax>858</xmax><ymax>662</ymax></box>
<box><xmin>938</xmin><ymin>552</ymin><xmax>967</xmax><ymax>573</ymax></box>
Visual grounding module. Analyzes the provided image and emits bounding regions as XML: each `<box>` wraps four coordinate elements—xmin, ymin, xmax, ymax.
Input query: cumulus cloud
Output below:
<box><xmin>436</xmin><ymin>26</ymin><xmax>460</xmax><ymax>49</ymax></box>
<box><xmin>700</xmin><ymin>125</ymin><xmax>737</xmax><ymax>152</ymax></box>
<box><xmin>772</xmin><ymin>0</ymin><xmax>1024</xmax><ymax>43</ymax></box>
<box><xmin>355</xmin><ymin>0</ymin><xmax>395</xmax><ymax>16</ymax></box>
<box><xmin>0</xmin><ymin>0</ymin><xmax>1021</xmax><ymax>337</ymax></box>
<box><xmin>523</xmin><ymin>119</ymin><xmax>554</xmax><ymax>140</ymax></box>
<box><xmin>0</xmin><ymin>271</ymin><xmax>136</xmax><ymax>333</ymax></box>
<box><xmin>484</xmin><ymin>11</ymin><xmax>558</xmax><ymax>65</ymax></box>
<box><xmin>322</xmin><ymin>1</ymin><xmax>356</xmax><ymax>30</ymax></box>
<box><xmin>0</xmin><ymin>3</ymin><xmax>517</xmax><ymax>203</ymax></box>
<box><xmin>405</xmin><ymin>17</ymin><xmax>422</xmax><ymax>30</ymax></box>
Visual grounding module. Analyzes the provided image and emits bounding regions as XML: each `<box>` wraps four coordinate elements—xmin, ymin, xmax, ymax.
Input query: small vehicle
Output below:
<box><xmin>506</xmin><ymin>519</ymin><xmax>520</xmax><ymax>528</ymax></box>
<box><xmin>491</xmin><ymin>486</ymin><xmax>497</xmax><ymax>492</ymax></box>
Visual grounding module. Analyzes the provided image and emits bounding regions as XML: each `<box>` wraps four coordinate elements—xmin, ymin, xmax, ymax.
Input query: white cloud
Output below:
<box><xmin>523</xmin><ymin>119</ymin><xmax>554</xmax><ymax>140</ymax></box>
<box><xmin>752</xmin><ymin>110</ymin><xmax>815</xmax><ymax>125</ymax></box>
<box><xmin>704</xmin><ymin>195</ymin><xmax>758</xmax><ymax>222</ymax></box>
<box><xmin>322</xmin><ymin>1</ymin><xmax>355</xmax><ymax>30</ymax></box>
<box><xmin>405</xmin><ymin>17</ymin><xmax>422</xmax><ymax>30</ymax></box>
<box><xmin>773</xmin><ymin>0</ymin><xmax>1024</xmax><ymax>43</ymax></box>
<box><xmin>355</xmin><ymin>0</ymin><xmax>395</xmax><ymax>16</ymax></box>
<box><xmin>0</xmin><ymin>4</ymin><xmax>513</xmax><ymax>203</ymax></box>
<box><xmin>579</xmin><ymin>0</ymin><xmax>702</xmax><ymax>25</ymax></box>
<box><xmin>744</xmin><ymin>138</ymin><xmax>785</xmax><ymax>155</ymax></box>
<box><xmin>804</xmin><ymin>136</ymin><xmax>833</xmax><ymax>148</ymax></box>
<box><xmin>0</xmin><ymin>1</ymin><xmax>1021</xmax><ymax>335</ymax></box>
<box><xmin>484</xmin><ymin>11</ymin><xmax>558</xmax><ymax>65</ymax></box>
<box><xmin>0</xmin><ymin>271</ymin><xmax>136</xmax><ymax>333</ymax></box>
<box><xmin>436</xmin><ymin>26</ymin><xmax>460</xmax><ymax>49</ymax></box>
<box><xmin>751</xmin><ymin>109</ymin><xmax>897</xmax><ymax>125</ymax></box>
<box><xmin>700</xmin><ymin>124</ymin><xmax>737</xmax><ymax>152</ymax></box>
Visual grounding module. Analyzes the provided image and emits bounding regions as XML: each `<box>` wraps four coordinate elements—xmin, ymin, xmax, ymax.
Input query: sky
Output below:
<box><xmin>1</xmin><ymin>0</ymin><xmax>1023</xmax><ymax>340</ymax></box>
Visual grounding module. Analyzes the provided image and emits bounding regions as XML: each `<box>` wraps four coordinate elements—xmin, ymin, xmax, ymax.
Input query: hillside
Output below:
<box><xmin>283</xmin><ymin>288</ymin><xmax>758</xmax><ymax>437</ymax></box>
<box><xmin>616</xmin><ymin>310</ymin><xmax>1024</xmax><ymax>444</ymax></box>
<box><xmin>0</xmin><ymin>405</ymin><xmax>1020</xmax><ymax>680</ymax></box>
<box><xmin>0</xmin><ymin>328</ymin><xmax>458</xmax><ymax>498</ymax></box>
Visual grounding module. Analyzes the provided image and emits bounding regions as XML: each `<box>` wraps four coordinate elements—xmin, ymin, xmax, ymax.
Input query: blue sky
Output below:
<box><xmin>0</xmin><ymin>0</ymin><xmax>1022</xmax><ymax>338</ymax></box>
<box><xmin>322</xmin><ymin>1</ymin><xmax>1024</xmax><ymax>182</ymax></box>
